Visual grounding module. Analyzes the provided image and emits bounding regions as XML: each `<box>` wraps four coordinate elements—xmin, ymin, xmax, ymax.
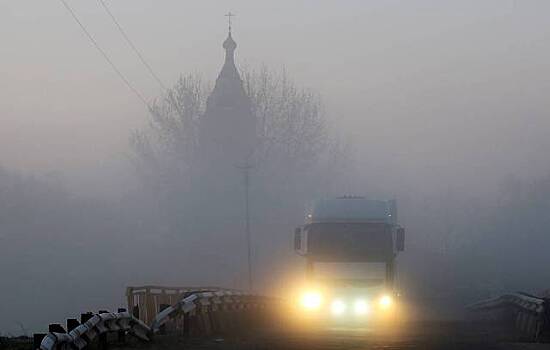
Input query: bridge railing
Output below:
<box><xmin>468</xmin><ymin>292</ymin><xmax>549</xmax><ymax>342</ymax></box>
<box><xmin>35</xmin><ymin>287</ymin><xmax>280</xmax><ymax>350</ymax></box>
<box><xmin>36</xmin><ymin>310</ymin><xmax>150</xmax><ymax>350</ymax></box>
<box><xmin>126</xmin><ymin>285</ymin><xmax>237</xmax><ymax>325</ymax></box>
<box><xmin>150</xmin><ymin>290</ymin><xmax>278</xmax><ymax>335</ymax></box>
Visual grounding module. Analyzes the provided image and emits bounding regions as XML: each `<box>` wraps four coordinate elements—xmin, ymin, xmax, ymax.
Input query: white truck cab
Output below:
<box><xmin>294</xmin><ymin>197</ymin><xmax>405</xmax><ymax>321</ymax></box>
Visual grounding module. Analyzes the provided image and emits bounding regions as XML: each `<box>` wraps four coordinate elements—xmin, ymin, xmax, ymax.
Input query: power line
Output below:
<box><xmin>98</xmin><ymin>0</ymin><xmax>167</xmax><ymax>91</ymax></box>
<box><xmin>58</xmin><ymin>0</ymin><xmax>151</xmax><ymax>109</ymax></box>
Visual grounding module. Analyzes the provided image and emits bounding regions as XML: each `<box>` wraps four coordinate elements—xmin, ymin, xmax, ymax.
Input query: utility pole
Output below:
<box><xmin>236</xmin><ymin>160</ymin><xmax>253</xmax><ymax>292</ymax></box>
<box><xmin>225</xmin><ymin>10</ymin><xmax>253</xmax><ymax>292</ymax></box>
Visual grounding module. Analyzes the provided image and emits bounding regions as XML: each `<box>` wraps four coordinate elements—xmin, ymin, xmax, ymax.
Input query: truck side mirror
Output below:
<box><xmin>396</xmin><ymin>227</ymin><xmax>405</xmax><ymax>251</ymax></box>
<box><xmin>294</xmin><ymin>227</ymin><xmax>302</xmax><ymax>251</ymax></box>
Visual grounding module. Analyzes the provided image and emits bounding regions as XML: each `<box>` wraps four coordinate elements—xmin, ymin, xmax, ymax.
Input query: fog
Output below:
<box><xmin>2</xmin><ymin>0</ymin><xmax>550</xmax><ymax>334</ymax></box>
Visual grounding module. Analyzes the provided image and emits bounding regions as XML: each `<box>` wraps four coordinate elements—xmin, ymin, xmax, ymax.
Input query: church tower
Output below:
<box><xmin>198</xmin><ymin>22</ymin><xmax>256</xmax><ymax>172</ymax></box>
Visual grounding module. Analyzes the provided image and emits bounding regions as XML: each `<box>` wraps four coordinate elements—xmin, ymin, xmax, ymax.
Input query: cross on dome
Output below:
<box><xmin>225</xmin><ymin>12</ymin><xmax>235</xmax><ymax>34</ymax></box>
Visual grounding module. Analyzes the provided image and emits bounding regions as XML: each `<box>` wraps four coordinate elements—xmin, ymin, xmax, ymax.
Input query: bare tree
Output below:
<box><xmin>131</xmin><ymin>73</ymin><xmax>206</xmax><ymax>190</ymax></box>
<box><xmin>242</xmin><ymin>65</ymin><xmax>328</xmax><ymax>171</ymax></box>
<box><xmin>131</xmin><ymin>66</ymin><xmax>337</xmax><ymax>188</ymax></box>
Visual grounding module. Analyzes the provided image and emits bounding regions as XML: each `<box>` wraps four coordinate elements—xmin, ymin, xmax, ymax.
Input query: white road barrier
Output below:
<box><xmin>35</xmin><ymin>288</ymin><xmax>278</xmax><ymax>350</ymax></box>
<box><xmin>150</xmin><ymin>289</ymin><xmax>274</xmax><ymax>333</ymax></box>
<box><xmin>38</xmin><ymin>311</ymin><xmax>151</xmax><ymax>350</ymax></box>
<box><xmin>468</xmin><ymin>292</ymin><xmax>548</xmax><ymax>341</ymax></box>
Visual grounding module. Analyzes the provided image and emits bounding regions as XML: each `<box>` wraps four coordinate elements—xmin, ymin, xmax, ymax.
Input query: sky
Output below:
<box><xmin>1</xmin><ymin>0</ymin><xmax>550</xmax><ymax>196</ymax></box>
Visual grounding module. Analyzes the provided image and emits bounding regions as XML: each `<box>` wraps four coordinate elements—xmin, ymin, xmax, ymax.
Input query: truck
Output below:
<box><xmin>293</xmin><ymin>196</ymin><xmax>405</xmax><ymax>322</ymax></box>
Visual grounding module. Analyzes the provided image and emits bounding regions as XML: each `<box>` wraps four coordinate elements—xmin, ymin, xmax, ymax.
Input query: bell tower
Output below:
<box><xmin>198</xmin><ymin>16</ymin><xmax>256</xmax><ymax>172</ymax></box>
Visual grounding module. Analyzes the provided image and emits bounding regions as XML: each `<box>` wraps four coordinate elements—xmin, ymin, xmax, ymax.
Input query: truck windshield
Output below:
<box><xmin>306</xmin><ymin>222</ymin><xmax>393</xmax><ymax>261</ymax></box>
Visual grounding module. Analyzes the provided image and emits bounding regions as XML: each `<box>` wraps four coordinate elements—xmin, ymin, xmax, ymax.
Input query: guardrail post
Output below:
<box><xmin>48</xmin><ymin>324</ymin><xmax>66</xmax><ymax>333</ymax></box>
<box><xmin>209</xmin><ymin>304</ymin><xmax>222</xmax><ymax>334</ymax></box>
<box><xmin>33</xmin><ymin>333</ymin><xmax>46</xmax><ymax>350</ymax></box>
<box><xmin>126</xmin><ymin>287</ymin><xmax>133</xmax><ymax>314</ymax></box>
<box><xmin>158</xmin><ymin>304</ymin><xmax>169</xmax><ymax>335</ymax></box>
<box><xmin>66</xmin><ymin>318</ymin><xmax>80</xmax><ymax>332</ymax></box>
<box><xmin>98</xmin><ymin>310</ymin><xmax>109</xmax><ymax>350</ymax></box>
<box><xmin>132</xmin><ymin>305</ymin><xmax>140</xmax><ymax>319</ymax></box>
<box><xmin>214</xmin><ymin>303</ymin><xmax>227</xmax><ymax>334</ymax></box>
<box><xmin>226</xmin><ymin>303</ymin><xmax>239</xmax><ymax>334</ymax></box>
<box><xmin>145</xmin><ymin>288</ymin><xmax>156</xmax><ymax>325</ymax></box>
<box><xmin>183</xmin><ymin>313</ymin><xmax>191</xmax><ymax>337</ymax></box>
<box><xmin>542</xmin><ymin>299</ymin><xmax>550</xmax><ymax>341</ymax></box>
<box><xmin>80</xmin><ymin>312</ymin><xmax>94</xmax><ymax>324</ymax></box>
<box><xmin>117</xmin><ymin>308</ymin><xmax>127</xmax><ymax>343</ymax></box>
<box><xmin>207</xmin><ymin>304</ymin><xmax>221</xmax><ymax>335</ymax></box>
<box><xmin>197</xmin><ymin>306</ymin><xmax>211</xmax><ymax>335</ymax></box>
<box><xmin>234</xmin><ymin>299</ymin><xmax>247</xmax><ymax>334</ymax></box>
<box><xmin>242</xmin><ymin>299</ymin><xmax>253</xmax><ymax>331</ymax></box>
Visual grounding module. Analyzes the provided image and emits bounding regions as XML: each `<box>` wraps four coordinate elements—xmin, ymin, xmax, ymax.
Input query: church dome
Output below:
<box><xmin>223</xmin><ymin>33</ymin><xmax>237</xmax><ymax>51</ymax></box>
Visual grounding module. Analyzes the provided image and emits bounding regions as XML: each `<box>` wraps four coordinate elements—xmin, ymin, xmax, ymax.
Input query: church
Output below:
<box><xmin>198</xmin><ymin>23</ymin><xmax>257</xmax><ymax>177</ymax></box>
<box><xmin>187</xmin><ymin>23</ymin><xmax>258</xmax><ymax>287</ymax></box>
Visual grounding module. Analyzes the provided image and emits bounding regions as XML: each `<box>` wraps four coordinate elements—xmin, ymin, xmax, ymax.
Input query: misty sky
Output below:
<box><xmin>2</xmin><ymin>1</ymin><xmax>550</xmax><ymax>196</ymax></box>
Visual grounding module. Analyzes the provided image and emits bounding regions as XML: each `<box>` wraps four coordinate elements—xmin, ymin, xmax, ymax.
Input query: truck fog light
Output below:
<box><xmin>331</xmin><ymin>299</ymin><xmax>346</xmax><ymax>316</ymax></box>
<box><xmin>354</xmin><ymin>299</ymin><xmax>370</xmax><ymax>315</ymax></box>
<box><xmin>300</xmin><ymin>291</ymin><xmax>322</xmax><ymax>310</ymax></box>
<box><xmin>379</xmin><ymin>295</ymin><xmax>393</xmax><ymax>309</ymax></box>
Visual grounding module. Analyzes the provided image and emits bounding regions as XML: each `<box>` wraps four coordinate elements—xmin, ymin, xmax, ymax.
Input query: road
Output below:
<box><xmin>149</xmin><ymin>321</ymin><xmax>542</xmax><ymax>350</ymax></box>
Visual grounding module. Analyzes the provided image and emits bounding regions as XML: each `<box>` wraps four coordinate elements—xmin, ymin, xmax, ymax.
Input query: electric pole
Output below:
<box><xmin>237</xmin><ymin>160</ymin><xmax>253</xmax><ymax>292</ymax></box>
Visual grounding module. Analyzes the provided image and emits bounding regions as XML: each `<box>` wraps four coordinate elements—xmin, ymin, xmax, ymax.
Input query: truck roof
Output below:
<box><xmin>307</xmin><ymin>197</ymin><xmax>396</xmax><ymax>224</ymax></box>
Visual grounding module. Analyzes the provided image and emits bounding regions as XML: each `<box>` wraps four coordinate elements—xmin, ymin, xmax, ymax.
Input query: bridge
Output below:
<box><xmin>27</xmin><ymin>285</ymin><xmax>550</xmax><ymax>350</ymax></box>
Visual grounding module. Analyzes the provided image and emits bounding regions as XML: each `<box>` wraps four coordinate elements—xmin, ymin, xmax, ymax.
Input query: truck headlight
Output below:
<box><xmin>378</xmin><ymin>294</ymin><xmax>393</xmax><ymax>309</ymax></box>
<box><xmin>354</xmin><ymin>299</ymin><xmax>370</xmax><ymax>315</ymax></box>
<box><xmin>300</xmin><ymin>291</ymin><xmax>322</xmax><ymax>310</ymax></box>
<box><xmin>330</xmin><ymin>299</ymin><xmax>346</xmax><ymax>316</ymax></box>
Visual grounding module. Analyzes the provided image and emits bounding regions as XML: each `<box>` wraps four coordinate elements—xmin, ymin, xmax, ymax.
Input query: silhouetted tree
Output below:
<box><xmin>131</xmin><ymin>66</ymin><xmax>345</xmax><ymax>191</ymax></box>
<box><xmin>131</xmin><ymin>74</ymin><xmax>206</xmax><ymax>190</ymax></box>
